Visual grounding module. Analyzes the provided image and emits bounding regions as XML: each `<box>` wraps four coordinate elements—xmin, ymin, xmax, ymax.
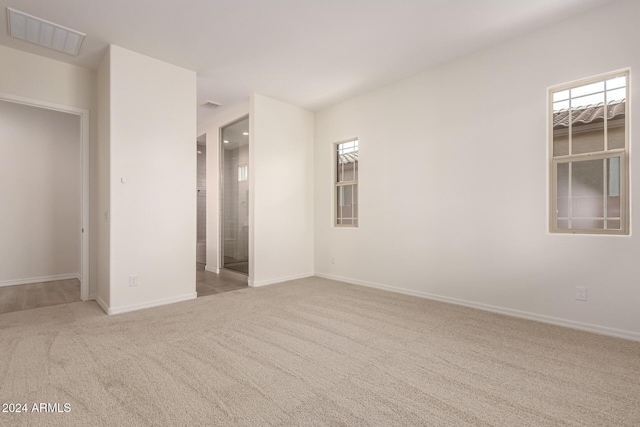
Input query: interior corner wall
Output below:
<box><xmin>0</xmin><ymin>101</ymin><xmax>80</xmax><ymax>283</ymax></box>
<box><xmin>314</xmin><ymin>0</ymin><xmax>640</xmax><ymax>340</ymax></box>
<box><xmin>197</xmin><ymin>102</ymin><xmax>250</xmax><ymax>274</ymax></box>
<box><xmin>251</xmin><ymin>94</ymin><xmax>314</xmax><ymax>286</ymax></box>
<box><xmin>96</xmin><ymin>47</ymin><xmax>111</xmax><ymax>308</ymax></box>
<box><xmin>0</xmin><ymin>44</ymin><xmax>98</xmax><ymax>297</ymax></box>
<box><xmin>105</xmin><ymin>45</ymin><xmax>197</xmax><ymax>313</ymax></box>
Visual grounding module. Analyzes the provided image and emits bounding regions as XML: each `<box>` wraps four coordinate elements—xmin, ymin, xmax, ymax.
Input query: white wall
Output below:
<box><xmin>102</xmin><ymin>45</ymin><xmax>197</xmax><ymax>314</ymax></box>
<box><xmin>0</xmin><ymin>45</ymin><xmax>95</xmax><ymax>109</ymax></box>
<box><xmin>251</xmin><ymin>94</ymin><xmax>314</xmax><ymax>286</ymax></box>
<box><xmin>0</xmin><ymin>45</ymin><xmax>97</xmax><ymax>296</ymax></box>
<box><xmin>197</xmin><ymin>102</ymin><xmax>250</xmax><ymax>274</ymax></box>
<box><xmin>314</xmin><ymin>0</ymin><xmax>640</xmax><ymax>340</ymax></box>
<box><xmin>0</xmin><ymin>101</ymin><xmax>80</xmax><ymax>285</ymax></box>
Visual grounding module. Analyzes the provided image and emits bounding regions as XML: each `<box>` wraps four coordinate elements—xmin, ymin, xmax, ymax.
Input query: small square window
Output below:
<box><xmin>238</xmin><ymin>164</ymin><xmax>248</xmax><ymax>182</ymax></box>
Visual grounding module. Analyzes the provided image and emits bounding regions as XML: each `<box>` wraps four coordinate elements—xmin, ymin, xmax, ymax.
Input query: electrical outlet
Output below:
<box><xmin>575</xmin><ymin>286</ymin><xmax>587</xmax><ymax>301</ymax></box>
<box><xmin>129</xmin><ymin>275</ymin><xmax>138</xmax><ymax>287</ymax></box>
<box><xmin>331</xmin><ymin>257</ymin><xmax>336</xmax><ymax>265</ymax></box>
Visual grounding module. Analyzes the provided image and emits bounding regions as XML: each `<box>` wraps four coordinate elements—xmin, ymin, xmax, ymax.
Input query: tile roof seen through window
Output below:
<box><xmin>553</xmin><ymin>100</ymin><xmax>625</xmax><ymax>129</ymax></box>
<box><xmin>339</xmin><ymin>152</ymin><xmax>358</xmax><ymax>164</ymax></box>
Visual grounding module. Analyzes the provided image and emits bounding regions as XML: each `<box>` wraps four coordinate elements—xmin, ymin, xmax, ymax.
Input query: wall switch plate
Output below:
<box><xmin>575</xmin><ymin>286</ymin><xmax>587</xmax><ymax>301</ymax></box>
<box><xmin>129</xmin><ymin>275</ymin><xmax>138</xmax><ymax>287</ymax></box>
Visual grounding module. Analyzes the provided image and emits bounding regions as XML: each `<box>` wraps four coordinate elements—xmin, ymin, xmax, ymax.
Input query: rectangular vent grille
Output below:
<box><xmin>7</xmin><ymin>8</ymin><xmax>85</xmax><ymax>56</ymax></box>
<box><xmin>201</xmin><ymin>100</ymin><xmax>222</xmax><ymax>109</ymax></box>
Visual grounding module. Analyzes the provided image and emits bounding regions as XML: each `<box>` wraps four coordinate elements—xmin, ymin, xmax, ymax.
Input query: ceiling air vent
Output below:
<box><xmin>201</xmin><ymin>100</ymin><xmax>222</xmax><ymax>109</ymax></box>
<box><xmin>7</xmin><ymin>7</ymin><xmax>85</xmax><ymax>56</ymax></box>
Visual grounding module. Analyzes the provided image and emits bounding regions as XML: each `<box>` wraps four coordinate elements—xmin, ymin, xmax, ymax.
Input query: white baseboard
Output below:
<box><xmin>95</xmin><ymin>295</ymin><xmax>109</xmax><ymax>314</ymax></box>
<box><xmin>315</xmin><ymin>272</ymin><xmax>640</xmax><ymax>343</ymax></box>
<box><xmin>205</xmin><ymin>265</ymin><xmax>219</xmax><ymax>274</ymax></box>
<box><xmin>105</xmin><ymin>292</ymin><xmax>198</xmax><ymax>315</ymax></box>
<box><xmin>0</xmin><ymin>273</ymin><xmax>80</xmax><ymax>288</ymax></box>
<box><xmin>249</xmin><ymin>272</ymin><xmax>314</xmax><ymax>288</ymax></box>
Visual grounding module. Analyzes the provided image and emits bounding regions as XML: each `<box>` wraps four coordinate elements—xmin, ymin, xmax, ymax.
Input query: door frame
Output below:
<box><xmin>0</xmin><ymin>92</ymin><xmax>90</xmax><ymax>301</ymax></box>
<box><xmin>197</xmin><ymin>133</ymin><xmax>207</xmax><ymax>265</ymax></box>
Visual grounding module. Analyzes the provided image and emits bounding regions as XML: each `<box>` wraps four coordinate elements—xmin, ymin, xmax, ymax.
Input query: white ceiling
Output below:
<box><xmin>0</xmin><ymin>0</ymin><xmax>617</xmax><ymax>127</ymax></box>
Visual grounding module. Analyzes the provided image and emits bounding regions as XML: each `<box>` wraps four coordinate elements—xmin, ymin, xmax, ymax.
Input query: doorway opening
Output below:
<box><xmin>0</xmin><ymin>93</ymin><xmax>89</xmax><ymax>312</ymax></box>
<box><xmin>220</xmin><ymin>116</ymin><xmax>249</xmax><ymax>275</ymax></box>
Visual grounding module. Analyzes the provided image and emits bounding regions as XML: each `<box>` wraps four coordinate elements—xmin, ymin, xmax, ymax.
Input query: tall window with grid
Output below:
<box><xmin>335</xmin><ymin>139</ymin><xmax>358</xmax><ymax>227</ymax></box>
<box><xmin>550</xmin><ymin>71</ymin><xmax>629</xmax><ymax>234</ymax></box>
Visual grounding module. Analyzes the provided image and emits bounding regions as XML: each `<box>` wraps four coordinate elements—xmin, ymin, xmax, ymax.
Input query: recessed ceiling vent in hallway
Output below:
<box><xmin>6</xmin><ymin>7</ymin><xmax>85</xmax><ymax>56</ymax></box>
<box><xmin>201</xmin><ymin>100</ymin><xmax>222</xmax><ymax>109</ymax></box>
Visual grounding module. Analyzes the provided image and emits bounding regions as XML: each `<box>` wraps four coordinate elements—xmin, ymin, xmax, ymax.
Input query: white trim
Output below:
<box><xmin>249</xmin><ymin>272</ymin><xmax>314</xmax><ymax>287</ymax></box>
<box><xmin>102</xmin><ymin>293</ymin><xmax>198</xmax><ymax>315</ymax></box>
<box><xmin>0</xmin><ymin>92</ymin><xmax>90</xmax><ymax>301</ymax></box>
<box><xmin>0</xmin><ymin>273</ymin><xmax>80</xmax><ymax>288</ymax></box>
<box><xmin>205</xmin><ymin>265</ymin><xmax>219</xmax><ymax>274</ymax></box>
<box><xmin>315</xmin><ymin>273</ymin><xmax>640</xmax><ymax>343</ymax></box>
<box><xmin>95</xmin><ymin>295</ymin><xmax>109</xmax><ymax>314</ymax></box>
<box><xmin>548</xmin><ymin>67</ymin><xmax>630</xmax><ymax>93</ymax></box>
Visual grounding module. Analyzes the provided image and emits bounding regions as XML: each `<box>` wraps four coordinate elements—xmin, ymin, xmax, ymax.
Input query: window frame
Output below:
<box><xmin>334</xmin><ymin>138</ymin><xmax>359</xmax><ymax>228</ymax></box>
<box><xmin>238</xmin><ymin>164</ymin><xmax>248</xmax><ymax>182</ymax></box>
<box><xmin>548</xmin><ymin>69</ymin><xmax>630</xmax><ymax>235</ymax></box>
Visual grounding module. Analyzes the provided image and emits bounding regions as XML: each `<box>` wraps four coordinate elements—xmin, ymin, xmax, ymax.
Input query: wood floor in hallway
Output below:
<box><xmin>0</xmin><ymin>278</ymin><xmax>80</xmax><ymax>314</ymax></box>
<box><xmin>196</xmin><ymin>263</ymin><xmax>247</xmax><ymax>297</ymax></box>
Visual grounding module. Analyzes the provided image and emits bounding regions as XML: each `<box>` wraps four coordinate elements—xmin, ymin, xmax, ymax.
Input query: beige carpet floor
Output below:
<box><xmin>1</xmin><ymin>277</ymin><xmax>639</xmax><ymax>426</ymax></box>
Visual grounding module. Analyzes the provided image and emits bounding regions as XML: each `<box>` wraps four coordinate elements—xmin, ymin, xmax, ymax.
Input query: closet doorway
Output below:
<box><xmin>220</xmin><ymin>116</ymin><xmax>249</xmax><ymax>275</ymax></box>
<box><xmin>0</xmin><ymin>93</ymin><xmax>89</xmax><ymax>311</ymax></box>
